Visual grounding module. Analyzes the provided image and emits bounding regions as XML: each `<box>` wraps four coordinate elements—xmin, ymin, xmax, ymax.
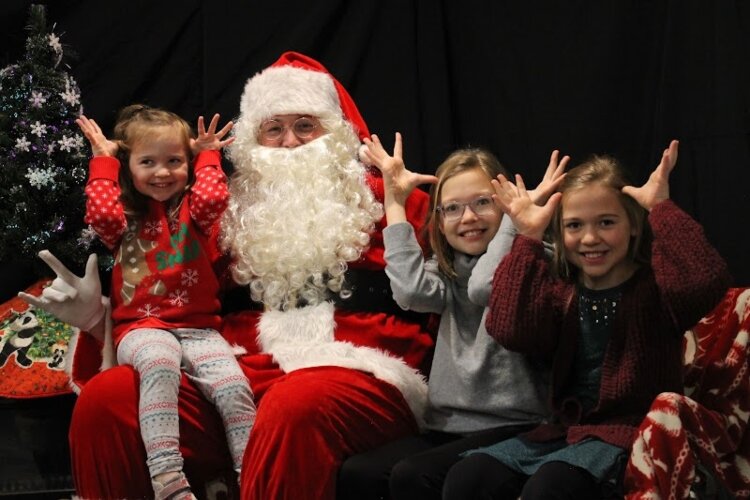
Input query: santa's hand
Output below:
<box><xmin>18</xmin><ymin>251</ymin><xmax>106</xmax><ymax>332</ymax></box>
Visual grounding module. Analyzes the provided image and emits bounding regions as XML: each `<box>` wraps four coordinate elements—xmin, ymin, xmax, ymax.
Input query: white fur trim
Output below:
<box><xmin>239</xmin><ymin>65</ymin><xmax>342</xmax><ymax>134</ymax></box>
<box><xmin>258</xmin><ymin>302</ymin><xmax>428</xmax><ymax>425</ymax></box>
<box><xmin>258</xmin><ymin>301</ymin><xmax>337</xmax><ymax>349</ymax></box>
<box><xmin>100</xmin><ymin>299</ymin><xmax>116</xmax><ymax>370</ymax></box>
<box><xmin>63</xmin><ymin>327</ymin><xmax>81</xmax><ymax>394</ymax></box>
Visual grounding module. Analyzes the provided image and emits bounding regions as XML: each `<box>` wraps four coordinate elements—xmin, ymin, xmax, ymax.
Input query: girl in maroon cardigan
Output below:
<box><xmin>442</xmin><ymin>140</ymin><xmax>731</xmax><ymax>499</ymax></box>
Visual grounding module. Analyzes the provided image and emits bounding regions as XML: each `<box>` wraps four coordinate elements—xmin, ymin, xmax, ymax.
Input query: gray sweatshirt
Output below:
<box><xmin>383</xmin><ymin>218</ymin><xmax>549</xmax><ymax>434</ymax></box>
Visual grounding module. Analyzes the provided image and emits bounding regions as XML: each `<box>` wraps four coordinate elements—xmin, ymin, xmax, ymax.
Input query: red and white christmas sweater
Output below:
<box><xmin>84</xmin><ymin>150</ymin><xmax>228</xmax><ymax>345</ymax></box>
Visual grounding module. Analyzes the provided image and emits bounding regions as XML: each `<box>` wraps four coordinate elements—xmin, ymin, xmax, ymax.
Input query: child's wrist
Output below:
<box><xmin>519</xmin><ymin>228</ymin><xmax>545</xmax><ymax>240</ymax></box>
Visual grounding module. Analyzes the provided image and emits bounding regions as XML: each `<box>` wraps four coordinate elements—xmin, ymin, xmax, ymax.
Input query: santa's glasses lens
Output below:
<box><xmin>259</xmin><ymin>117</ymin><xmax>319</xmax><ymax>142</ymax></box>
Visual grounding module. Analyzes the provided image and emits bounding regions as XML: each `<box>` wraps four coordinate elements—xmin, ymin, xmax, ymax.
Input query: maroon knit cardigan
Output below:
<box><xmin>486</xmin><ymin>200</ymin><xmax>731</xmax><ymax>449</ymax></box>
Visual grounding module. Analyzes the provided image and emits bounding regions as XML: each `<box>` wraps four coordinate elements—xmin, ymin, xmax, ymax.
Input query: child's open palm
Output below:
<box><xmin>190</xmin><ymin>114</ymin><xmax>234</xmax><ymax>155</ymax></box>
<box><xmin>76</xmin><ymin>115</ymin><xmax>118</xmax><ymax>157</ymax></box>
<box><xmin>363</xmin><ymin>132</ymin><xmax>437</xmax><ymax>206</ymax></box>
<box><xmin>493</xmin><ymin>174</ymin><xmax>561</xmax><ymax>241</ymax></box>
<box><xmin>526</xmin><ymin>149</ymin><xmax>569</xmax><ymax>205</ymax></box>
<box><xmin>622</xmin><ymin>140</ymin><xmax>678</xmax><ymax>211</ymax></box>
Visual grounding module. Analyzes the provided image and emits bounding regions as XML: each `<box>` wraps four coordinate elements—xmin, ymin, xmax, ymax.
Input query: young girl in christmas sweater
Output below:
<box><xmin>76</xmin><ymin>105</ymin><xmax>255</xmax><ymax>500</ymax></box>
<box><xmin>442</xmin><ymin>140</ymin><xmax>731</xmax><ymax>499</ymax></box>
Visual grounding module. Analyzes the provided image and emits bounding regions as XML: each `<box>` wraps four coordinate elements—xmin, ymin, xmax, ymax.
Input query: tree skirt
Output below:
<box><xmin>0</xmin><ymin>279</ymin><xmax>74</xmax><ymax>398</ymax></box>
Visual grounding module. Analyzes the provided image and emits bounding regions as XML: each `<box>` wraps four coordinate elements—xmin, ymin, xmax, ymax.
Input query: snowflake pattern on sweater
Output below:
<box><xmin>84</xmin><ymin>150</ymin><xmax>228</xmax><ymax>344</ymax></box>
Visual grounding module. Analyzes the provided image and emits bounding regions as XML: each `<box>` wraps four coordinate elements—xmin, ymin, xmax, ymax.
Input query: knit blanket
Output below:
<box><xmin>624</xmin><ymin>287</ymin><xmax>750</xmax><ymax>499</ymax></box>
<box><xmin>0</xmin><ymin>279</ymin><xmax>76</xmax><ymax>398</ymax></box>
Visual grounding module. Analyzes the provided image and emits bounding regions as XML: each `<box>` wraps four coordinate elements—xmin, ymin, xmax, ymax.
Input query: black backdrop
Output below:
<box><xmin>3</xmin><ymin>0</ymin><xmax>749</xmax><ymax>287</ymax></box>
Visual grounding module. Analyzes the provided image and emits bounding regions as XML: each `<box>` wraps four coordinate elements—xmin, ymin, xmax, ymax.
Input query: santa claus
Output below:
<box><xmin>34</xmin><ymin>52</ymin><xmax>435</xmax><ymax>499</ymax></box>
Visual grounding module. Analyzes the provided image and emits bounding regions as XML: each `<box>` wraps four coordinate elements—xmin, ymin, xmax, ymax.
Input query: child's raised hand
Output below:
<box><xmin>493</xmin><ymin>174</ymin><xmax>561</xmax><ymax>241</ymax></box>
<box><xmin>526</xmin><ymin>149</ymin><xmax>569</xmax><ymax>205</ymax></box>
<box><xmin>190</xmin><ymin>114</ymin><xmax>235</xmax><ymax>155</ymax></box>
<box><xmin>622</xmin><ymin>140</ymin><xmax>678</xmax><ymax>211</ymax></box>
<box><xmin>362</xmin><ymin>132</ymin><xmax>438</xmax><ymax>205</ymax></box>
<box><xmin>76</xmin><ymin>115</ymin><xmax>118</xmax><ymax>157</ymax></box>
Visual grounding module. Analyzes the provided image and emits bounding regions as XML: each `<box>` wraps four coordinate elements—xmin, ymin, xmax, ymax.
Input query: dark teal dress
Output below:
<box><xmin>465</xmin><ymin>284</ymin><xmax>627</xmax><ymax>481</ymax></box>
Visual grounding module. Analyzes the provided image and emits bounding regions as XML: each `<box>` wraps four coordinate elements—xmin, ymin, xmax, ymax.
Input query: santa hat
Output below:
<box><xmin>238</xmin><ymin>51</ymin><xmax>370</xmax><ymax>142</ymax></box>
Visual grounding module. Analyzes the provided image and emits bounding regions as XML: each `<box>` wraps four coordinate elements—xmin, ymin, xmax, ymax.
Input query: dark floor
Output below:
<box><xmin>0</xmin><ymin>395</ymin><xmax>75</xmax><ymax>499</ymax></box>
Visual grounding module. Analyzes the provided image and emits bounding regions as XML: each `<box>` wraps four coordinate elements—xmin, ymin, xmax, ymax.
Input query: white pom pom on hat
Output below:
<box><xmin>238</xmin><ymin>51</ymin><xmax>370</xmax><ymax>142</ymax></box>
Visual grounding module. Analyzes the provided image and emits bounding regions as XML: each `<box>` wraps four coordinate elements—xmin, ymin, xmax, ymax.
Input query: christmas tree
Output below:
<box><xmin>0</xmin><ymin>4</ymin><xmax>107</xmax><ymax>279</ymax></box>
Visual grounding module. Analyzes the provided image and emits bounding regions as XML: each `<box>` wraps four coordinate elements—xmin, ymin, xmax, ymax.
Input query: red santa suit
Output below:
<box><xmin>67</xmin><ymin>52</ymin><xmax>435</xmax><ymax>500</ymax></box>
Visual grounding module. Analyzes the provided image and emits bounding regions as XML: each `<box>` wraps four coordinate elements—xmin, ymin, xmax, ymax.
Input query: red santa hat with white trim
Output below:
<box><xmin>237</xmin><ymin>51</ymin><xmax>371</xmax><ymax>146</ymax></box>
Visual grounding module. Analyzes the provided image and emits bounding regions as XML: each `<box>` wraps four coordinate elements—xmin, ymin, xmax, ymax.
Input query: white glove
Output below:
<box><xmin>18</xmin><ymin>250</ymin><xmax>107</xmax><ymax>332</ymax></box>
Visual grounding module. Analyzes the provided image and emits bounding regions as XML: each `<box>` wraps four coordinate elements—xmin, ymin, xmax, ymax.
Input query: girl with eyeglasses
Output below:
<box><xmin>337</xmin><ymin>133</ymin><xmax>567</xmax><ymax>500</ymax></box>
<box><xmin>75</xmin><ymin>105</ymin><xmax>255</xmax><ymax>500</ymax></box>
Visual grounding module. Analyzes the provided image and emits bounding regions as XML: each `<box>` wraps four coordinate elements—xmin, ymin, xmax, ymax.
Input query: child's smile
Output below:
<box><xmin>562</xmin><ymin>183</ymin><xmax>638</xmax><ymax>289</ymax></box>
<box><xmin>128</xmin><ymin>127</ymin><xmax>189</xmax><ymax>203</ymax></box>
<box><xmin>438</xmin><ymin>169</ymin><xmax>502</xmax><ymax>256</ymax></box>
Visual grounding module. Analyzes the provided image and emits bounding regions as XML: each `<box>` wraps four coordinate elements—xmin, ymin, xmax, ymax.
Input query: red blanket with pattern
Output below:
<box><xmin>624</xmin><ymin>287</ymin><xmax>750</xmax><ymax>499</ymax></box>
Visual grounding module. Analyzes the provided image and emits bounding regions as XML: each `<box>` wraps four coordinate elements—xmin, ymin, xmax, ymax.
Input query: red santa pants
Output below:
<box><xmin>69</xmin><ymin>361</ymin><xmax>418</xmax><ymax>499</ymax></box>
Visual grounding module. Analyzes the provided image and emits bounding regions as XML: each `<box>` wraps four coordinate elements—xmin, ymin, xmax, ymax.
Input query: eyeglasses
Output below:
<box><xmin>436</xmin><ymin>196</ymin><xmax>496</xmax><ymax>221</ymax></box>
<box><xmin>258</xmin><ymin>116</ymin><xmax>320</xmax><ymax>143</ymax></box>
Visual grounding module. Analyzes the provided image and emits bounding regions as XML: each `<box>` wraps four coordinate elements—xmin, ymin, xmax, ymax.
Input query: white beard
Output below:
<box><xmin>221</xmin><ymin>122</ymin><xmax>383</xmax><ymax>311</ymax></box>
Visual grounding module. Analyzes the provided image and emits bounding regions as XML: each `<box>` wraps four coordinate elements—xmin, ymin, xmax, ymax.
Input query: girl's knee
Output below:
<box><xmin>522</xmin><ymin>462</ymin><xmax>598</xmax><ymax>500</ymax></box>
<box><xmin>443</xmin><ymin>454</ymin><xmax>516</xmax><ymax>500</ymax></box>
<box><xmin>389</xmin><ymin>457</ymin><xmax>438</xmax><ymax>498</ymax></box>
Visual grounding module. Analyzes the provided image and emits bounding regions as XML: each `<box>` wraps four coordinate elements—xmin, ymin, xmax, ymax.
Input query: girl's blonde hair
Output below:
<box><xmin>550</xmin><ymin>154</ymin><xmax>652</xmax><ymax>281</ymax></box>
<box><xmin>426</xmin><ymin>148</ymin><xmax>508</xmax><ymax>278</ymax></box>
<box><xmin>112</xmin><ymin>104</ymin><xmax>194</xmax><ymax>219</ymax></box>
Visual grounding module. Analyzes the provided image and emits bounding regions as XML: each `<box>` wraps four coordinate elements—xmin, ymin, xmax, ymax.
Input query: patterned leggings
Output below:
<box><xmin>117</xmin><ymin>327</ymin><xmax>255</xmax><ymax>477</ymax></box>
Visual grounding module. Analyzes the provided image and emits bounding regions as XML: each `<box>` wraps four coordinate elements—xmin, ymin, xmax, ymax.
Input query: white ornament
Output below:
<box><xmin>29</xmin><ymin>91</ymin><xmax>47</xmax><ymax>108</ymax></box>
<box><xmin>58</xmin><ymin>135</ymin><xmax>77</xmax><ymax>152</ymax></box>
<box><xmin>25</xmin><ymin>167</ymin><xmax>56</xmax><ymax>188</ymax></box>
<box><xmin>15</xmin><ymin>135</ymin><xmax>31</xmax><ymax>152</ymax></box>
<box><xmin>30</xmin><ymin>121</ymin><xmax>47</xmax><ymax>137</ymax></box>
